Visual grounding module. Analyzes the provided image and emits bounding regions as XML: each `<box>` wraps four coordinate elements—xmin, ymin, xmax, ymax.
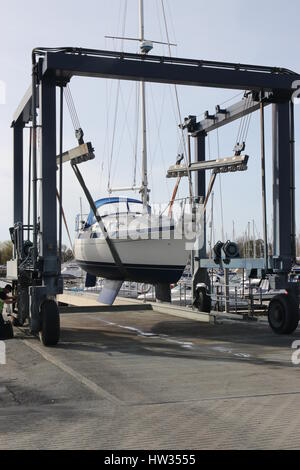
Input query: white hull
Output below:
<box><xmin>74</xmin><ymin>198</ymin><xmax>201</xmax><ymax>284</ymax></box>
<box><xmin>74</xmin><ymin>234</ymin><xmax>190</xmax><ymax>283</ymax></box>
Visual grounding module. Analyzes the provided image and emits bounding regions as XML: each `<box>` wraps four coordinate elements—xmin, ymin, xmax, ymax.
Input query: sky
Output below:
<box><xmin>0</xmin><ymin>0</ymin><xmax>299</xmax><ymax>247</ymax></box>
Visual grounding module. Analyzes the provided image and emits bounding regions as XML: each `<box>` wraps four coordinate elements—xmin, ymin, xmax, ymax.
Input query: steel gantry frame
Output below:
<box><xmin>176</xmin><ymin>93</ymin><xmax>297</xmax><ymax>316</ymax></box>
<box><xmin>10</xmin><ymin>47</ymin><xmax>300</xmax><ymax>345</ymax></box>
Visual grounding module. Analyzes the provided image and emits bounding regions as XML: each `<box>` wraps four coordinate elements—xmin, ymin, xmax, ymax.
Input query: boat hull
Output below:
<box><xmin>77</xmin><ymin>260</ymin><xmax>185</xmax><ymax>283</ymax></box>
<box><xmin>74</xmin><ymin>237</ymin><xmax>189</xmax><ymax>284</ymax></box>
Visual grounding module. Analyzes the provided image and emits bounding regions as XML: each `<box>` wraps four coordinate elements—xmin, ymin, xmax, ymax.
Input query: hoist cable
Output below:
<box><xmin>235</xmin><ymin>95</ymin><xmax>253</xmax><ymax>147</ymax></box>
<box><xmin>59</xmin><ymin>85</ymin><xmax>76</xmax><ymax>253</ymax></box>
<box><xmin>242</xmin><ymin>109</ymin><xmax>253</xmax><ymax>144</ymax></box>
<box><xmin>216</xmin><ymin>129</ymin><xmax>225</xmax><ymax>242</ymax></box>
<box><xmin>27</xmin><ymin>127</ymin><xmax>32</xmax><ymax>240</ymax></box>
<box><xmin>64</xmin><ymin>85</ymin><xmax>81</xmax><ymax>131</ymax></box>
<box><xmin>236</xmin><ymin>96</ymin><xmax>248</xmax><ymax>144</ymax></box>
<box><xmin>67</xmin><ymin>86</ymin><xmax>81</xmax><ymax>129</ymax></box>
<box><xmin>71</xmin><ymin>162</ymin><xmax>128</xmax><ymax>279</ymax></box>
<box><xmin>58</xmin><ymin>86</ymin><xmax>64</xmax><ymax>262</ymax></box>
<box><xmin>31</xmin><ymin>60</ymin><xmax>38</xmax><ymax>269</ymax></box>
<box><xmin>65</xmin><ymin>89</ymin><xmax>79</xmax><ymax>129</ymax></box>
<box><xmin>56</xmin><ymin>190</ymin><xmax>74</xmax><ymax>252</ymax></box>
<box><xmin>239</xmin><ymin>98</ymin><xmax>251</xmax><ymax>143</ymax></box>
<box><xmin>236</xmin><ymin>97</ymin><xmax>247</xmax><ymax>144</ymax></box>
<box><xmin>207</xmin><ymin>132</ymin><xmax>215</xmax><ymax>253</ymax></box>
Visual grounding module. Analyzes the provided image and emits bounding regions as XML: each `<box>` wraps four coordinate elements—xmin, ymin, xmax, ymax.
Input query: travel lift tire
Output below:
<box><xmin>268</xmin><ymin>294</ymin><xmax>299</xmax><ymax>335</ymax></box>
<box><xmin>194</xmin><ymin>286</ymin><xmax>211</xmax><ymax>313</ymax></box>
<box><xmin>0</xmin><ymin>322</ymin><xmax>14</xmax><ymax>340</ymax></box>
<box><xmin>39</xmin><ymin>299</ymin><xmax>60</xmax><ymax>347</ymax></box>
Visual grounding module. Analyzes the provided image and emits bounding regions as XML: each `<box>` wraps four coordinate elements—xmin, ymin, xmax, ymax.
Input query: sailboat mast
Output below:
<box><xmin>139</xmin><ymin>0</ymin><xmax>149</xmax><ymax>208</ymax></box>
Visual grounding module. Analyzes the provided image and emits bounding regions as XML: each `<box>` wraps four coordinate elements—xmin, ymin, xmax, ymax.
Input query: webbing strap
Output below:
<box><xmin>71</xmin><ymin>162</ymin><xmax>128</xmax><ymax>279</ymax></box>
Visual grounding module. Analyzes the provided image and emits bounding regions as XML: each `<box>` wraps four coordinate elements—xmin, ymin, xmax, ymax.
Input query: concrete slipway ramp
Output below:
<box><xmin>1</xmin><ymin>295</ymin><xmax>300</xmax><ymax>449</ymax></box>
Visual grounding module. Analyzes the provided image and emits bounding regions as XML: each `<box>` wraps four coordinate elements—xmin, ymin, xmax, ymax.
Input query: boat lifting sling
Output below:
<box><xmin>59</xmin><ymin>85</ymin><xmax>128</xmax><ymax>280</ymax></box>
<box><xmin>70</xmin><ymin>161</ymin><xmax>128</xmax><ymax>279</ymax></box>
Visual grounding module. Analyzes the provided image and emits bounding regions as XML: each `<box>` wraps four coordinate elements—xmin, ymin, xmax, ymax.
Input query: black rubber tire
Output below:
<box><xmin>6</xmin><ymin>322</ymin><xmax>14</xmax><ymax>339</ymax></box>
<box><xmin>195</xmin><ymin>287</ymin><xmax>211</xmax><ymax>313</ymax></box>
<box><xmin>39</xmin><ymin>299</ymin><xmax>60</xmax><ymax>346</ymax></box>
<box><xmin>0</xmin><ymin>322</ymin><xmax>14</xmax><ymax>340</ymax></box>
<box><xmin>268</xmin><ymin>294</ymin><xmax>299</xmax><ymax>335</ymax></box>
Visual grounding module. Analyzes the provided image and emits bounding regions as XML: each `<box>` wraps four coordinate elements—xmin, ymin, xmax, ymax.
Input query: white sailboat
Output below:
<box><xmin>74</xmin><ymin>0</ymin><xmax>197</xmax><ymax>287</ymax></box>
<box><xmin>74</xmin><ymin>196</ymin><xmax>195</xmax><ymax>284</ymax></box>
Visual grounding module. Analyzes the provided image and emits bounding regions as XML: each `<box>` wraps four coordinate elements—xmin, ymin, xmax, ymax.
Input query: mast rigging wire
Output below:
<box><xmin>148</xmin><ymin>83</ymin><xmax>171</xmax><ymax>200</ymax></box>
<box><xmin>110</xmin><ymin>83</ymin><xmax>137</xmax><ymax>186</ymax></box>
<box><xmin>133</xmin><ymin>82</ymin><xmax>140</xmax><ymax>187</ymax></box>
<box><xmin>160</xmin><ymin>0</ymin><xmax>193</xmax><ymax>200</ymax></box>
<box><xmin>107</xmin><ymin>0</ymin><xmax>128</xmax><ymax>191</ymax></box>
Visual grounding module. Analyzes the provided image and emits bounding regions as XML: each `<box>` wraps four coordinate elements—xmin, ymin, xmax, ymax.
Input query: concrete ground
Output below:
<box><xmin>1</xmin><ymin>303</ymin><xmax>300</xmax><ymax>450</ymax></box>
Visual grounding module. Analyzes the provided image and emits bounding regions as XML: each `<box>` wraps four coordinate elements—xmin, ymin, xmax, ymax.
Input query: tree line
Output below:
<box><xmin>0</xmin><ymin>241</ymin><xmax>13</xmax><ymax>266</ymax></box>
<box><xmin>0</xmin><ymin>241</ymin><xmax>74</xmax><ymax>266</ymax></box>
<box><xmin>236</xmin><ymin>233</ymin><xmax>300</xmax><ymax>260</ymax></box>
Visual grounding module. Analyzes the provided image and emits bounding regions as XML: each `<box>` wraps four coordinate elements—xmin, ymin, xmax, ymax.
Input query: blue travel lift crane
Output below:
<box><xmin>9</xmin><ymin>47</ymin><xmax>300</xmax><ymax>345</ymax></box>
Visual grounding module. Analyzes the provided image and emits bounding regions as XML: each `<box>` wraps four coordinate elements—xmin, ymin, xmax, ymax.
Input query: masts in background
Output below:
<box><xmin>253</xmin><ymin>219</ymin><xmax>257</xmax><ymax>258</ymax></box>
<box><xmin>248</xmin><ymin>221</ymin><xmax>251</xmax><ymax>258</ymax></box>
<box><xmin>80</xmin><ymin>197</ymin><xmax>83</xmax><ymax>227</ymax></box>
